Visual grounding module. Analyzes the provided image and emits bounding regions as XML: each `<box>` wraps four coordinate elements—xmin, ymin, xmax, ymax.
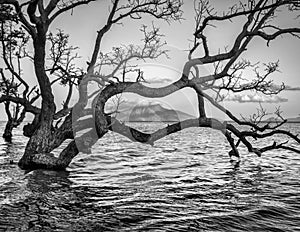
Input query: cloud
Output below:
<box><xmin>133</xmin><ymin>99</ymin><xmax>161</xmax><ymax>106</ymax></box>
<box><xmin>145</xmin><ymin>76</ymin><xmax>173</xmax><ymax>84</ymax></box>
<box><xmin>285</xmin><ymin>85</ymin><xmax>300</xmax><ymax>91</ymax></box>
<box><xmin>225</xmin><ymin>93</ymin><xmax>288</xmax><ymax>103</ymax></box>
<box><xmin>124</xmin><ymin>99</ymin><xmax>173</xmax><ymax>110</ymax></box>
<box><xmin>270</xmin><ymin>84</ymin><xmax>300</xmax><ymax>92</ymax></box>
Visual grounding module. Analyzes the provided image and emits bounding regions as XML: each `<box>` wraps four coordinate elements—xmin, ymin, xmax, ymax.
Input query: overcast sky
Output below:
<box><xmin>1</xmin><ymin>0</ymin><xmax>300</xmax><ymax>121</ymax></box>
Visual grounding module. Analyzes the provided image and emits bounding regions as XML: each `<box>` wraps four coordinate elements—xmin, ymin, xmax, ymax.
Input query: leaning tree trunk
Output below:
<box><xmin>17</xmin><ymin>109</ymin><xmax>105</xmax><ymax>170</ymax></box>
<box><xmin>2</xmin><ymin>119</ymin><xmax>14</xmax><ymax>142</ymax></box>
<box><xmin>17</xmin><ymin>30</ymin><xmax>59</xmax><ymax>170</ymax></box>
<box><xmin>17</xmin><ymin>92</ymin><xmax>112</xmax><ymax>170</ymax></box>
<box><xmin>18</xmin><ymin>120</ymin><xmax>55</xmax><ymax>169</ymax></box>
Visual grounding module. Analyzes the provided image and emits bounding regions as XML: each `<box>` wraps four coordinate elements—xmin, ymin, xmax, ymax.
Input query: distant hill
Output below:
<box><xmin>114</xmin><ymin>103</ymin><xmax>195</xmax><ymax>122</ymax></box>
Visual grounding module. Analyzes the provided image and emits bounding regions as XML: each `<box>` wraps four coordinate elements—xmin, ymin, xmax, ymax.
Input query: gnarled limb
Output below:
<box><xmin>1</xmin><ymin>0</ymin><xmax>299</xmax><ymax>171</ymax></box>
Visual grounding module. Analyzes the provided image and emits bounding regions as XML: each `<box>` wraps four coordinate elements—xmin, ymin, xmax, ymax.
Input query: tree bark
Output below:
<box><xmin>18</xmin><ymin>21</ymin><xmax>57</xmax><ymax>168</ymax></box>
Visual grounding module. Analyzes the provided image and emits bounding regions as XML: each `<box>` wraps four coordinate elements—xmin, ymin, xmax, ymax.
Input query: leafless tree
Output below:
<box><xmin>0</xmin><ymin>5</ymin><xmax>39</xmax><ymax>141</ymax></box>
<box><xmin>0</xmin><ymin>0</ymin><xmax>299</xmax><ymax>170</ymax></box>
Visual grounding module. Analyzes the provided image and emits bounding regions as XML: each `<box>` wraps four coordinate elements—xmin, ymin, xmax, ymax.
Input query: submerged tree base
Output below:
<box><xmin>18</xmin><ymin>153</ymin><xmax>64</xmax><ymax>170</ymax></box>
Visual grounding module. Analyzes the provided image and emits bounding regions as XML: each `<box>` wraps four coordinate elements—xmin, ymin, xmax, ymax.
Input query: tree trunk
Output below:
<box><xmin>17</xmin><ymin>109</ymin><xmax>105</xmax><ymax>170</ymax></box>
<box><xmin>18</xmin><ymin>121</ymin><xmax>54</xmax><ymax>169</ymax></box>
<box><xmin>2</xmin><ymin>119</ymin><xmax>14</xmax><ymax>142</ymax></box>
<box><xmin>17</xmin><ymin>24</ymin><xmax>59</xmax><ymax>169</ymax></box>
<box><xmin>17</xmin><ymin>126</ymin><xmax>103</xmax><ymax>170</ymax></box>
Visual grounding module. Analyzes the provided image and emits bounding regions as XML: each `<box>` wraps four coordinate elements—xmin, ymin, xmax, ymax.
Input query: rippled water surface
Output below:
<box><xmin>0</xmin><ymin>122</ymin><xmax>300</xmax><ymax>231</ymax></box>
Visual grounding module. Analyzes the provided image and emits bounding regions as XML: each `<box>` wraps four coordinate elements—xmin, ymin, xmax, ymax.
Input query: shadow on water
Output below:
<box><xmin>0</xmin><ymin>168</ymin><xmax>132</xmax><ymax>231</ymax></box>
<box><xmin>0</xmin><ymin>169</ymin><xmax>72</xmax><ymax>231</ymax></box>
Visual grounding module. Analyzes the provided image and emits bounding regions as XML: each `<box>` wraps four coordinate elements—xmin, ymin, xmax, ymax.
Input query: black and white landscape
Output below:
<box><xmin>0</xmin><ymin>0</ymin><xmax>300</xmax><ymax>231</ymax></box>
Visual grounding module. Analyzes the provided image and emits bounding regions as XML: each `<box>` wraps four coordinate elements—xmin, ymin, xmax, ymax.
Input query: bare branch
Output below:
<box><xmin>48</xmin><ymin>0</ymin><xmax>96</xmax><ymax>23</ymax></box>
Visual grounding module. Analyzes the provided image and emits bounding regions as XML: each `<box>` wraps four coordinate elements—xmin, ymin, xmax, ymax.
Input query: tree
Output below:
<box><xmin>0</xmin><ymin>0</ymin><xmax>299</xmax><ymax>170</ymax></box>
<box><xmin>0</xmin><ymin>4</ymin><xmax>77</xmax><ymax>141</ymax></box>
<box><xmin>0</xmin><ymin>4</ymin><xmax>35</xmax><ymax>142</ymax></box>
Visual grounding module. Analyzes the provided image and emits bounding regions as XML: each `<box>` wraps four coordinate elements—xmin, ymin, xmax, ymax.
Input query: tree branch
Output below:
<box><xmin>0</xmin><ymin>94</ymin><xmax>40</xmax><ymax>114</ymax></box>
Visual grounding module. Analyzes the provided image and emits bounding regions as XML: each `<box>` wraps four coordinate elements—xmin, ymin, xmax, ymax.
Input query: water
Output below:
<box><xmin>0</xmin><ymin>122</ymin><xmax>300</xmax><ymax>231</ymax></box>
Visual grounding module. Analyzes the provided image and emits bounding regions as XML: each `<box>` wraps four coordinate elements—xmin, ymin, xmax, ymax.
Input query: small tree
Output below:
<box><xmin>0</xmin><ymin>4</ymin><xmax>39</xmax><ymax>142</ymax></box>
<box><xmin>0</xmin><ymin>0</ymin><xmax>299</xmax><ymax>170</ymax></box>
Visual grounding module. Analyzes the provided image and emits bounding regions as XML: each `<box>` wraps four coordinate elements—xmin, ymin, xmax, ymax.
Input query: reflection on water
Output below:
<box><xmin>0</xmin><ymin>122</ymin><xmax>300</xmax><ymax>231</ymax></box>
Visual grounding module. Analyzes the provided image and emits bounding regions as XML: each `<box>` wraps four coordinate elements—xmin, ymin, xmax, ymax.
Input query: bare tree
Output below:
<box><xmin>0</xmin><ymin>4</ymin><xmax>39</xmax><ymax>141</ymax></box>
<box><xmin>0</xmin><ymin>5</ymin><xmax>79</xmax><ymax>141</ymax></box>
<box><xmin>0</xmin><ymin>0</ymin><xmax>299</xmax><ymax>170</ymax></box>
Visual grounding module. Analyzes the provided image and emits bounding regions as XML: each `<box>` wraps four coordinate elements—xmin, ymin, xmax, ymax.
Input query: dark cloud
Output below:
<box><xmin>225</xmin><ymin>93</ymin><xmax>288</xmax><ymax>103</ymax></box>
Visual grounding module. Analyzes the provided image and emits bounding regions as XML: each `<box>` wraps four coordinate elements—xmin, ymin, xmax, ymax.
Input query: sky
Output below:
<box><xmin>1</xmin><ymin>0</ymin><xmax>300</xmax><ymax>121</ymax></box>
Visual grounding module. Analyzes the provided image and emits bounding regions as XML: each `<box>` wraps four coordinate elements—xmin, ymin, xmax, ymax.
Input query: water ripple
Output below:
<box><xmin>0</xmin><ymin>122</ymin><xmax>300</xmax><ymax>231</ymax></box>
